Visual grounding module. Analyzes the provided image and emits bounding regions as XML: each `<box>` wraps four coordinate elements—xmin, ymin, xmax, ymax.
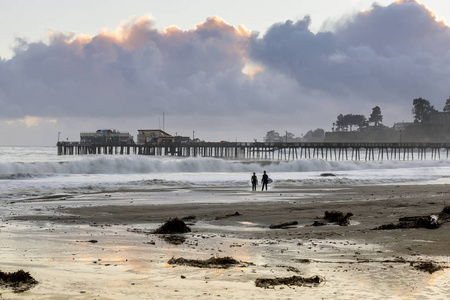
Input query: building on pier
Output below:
<box><xmin>80</xmin><ymin>129</ymin><xmax>134</xmax><ymax>144</ymax></box>
<box><xmin>137</xmin><ymin>129</ymin><xmax>190</xmax><ymax>145</ymax></box>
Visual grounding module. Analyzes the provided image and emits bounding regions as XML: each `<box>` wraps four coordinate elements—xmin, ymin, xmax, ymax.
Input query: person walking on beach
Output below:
<box><xmin>261</xmin><ymin>170</ymin><xmax>269</xmax><ymax>191</ymax></box>
<box><xmin>251</xmin><ymin>172</ymin><xmax>258</xmax><ymax>191</ymax></box>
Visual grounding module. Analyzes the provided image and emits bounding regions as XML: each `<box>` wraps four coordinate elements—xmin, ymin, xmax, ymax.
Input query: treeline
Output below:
<box><xmin>334</xmin><ymin>96</ymin><xmax>450</xmax><ymax>132</ymax></box>
<box><xmin>334</xmin><ymin>106</ymin><xmax>383</xmax><ymax>131</ymax></box>
<box><xmin>264</xmin><ymin>129</ymin><xmax>325</xmax><ymax>143</ymax></box>
<box><xmin>411</xmin><ymin>97</ymin><xmax>450</xmax><ymax>123</ymax></box>
<box><xmin>264</xmin><ymin>97</ymin><xmax>450</xmax><ymax>143</ymax></box>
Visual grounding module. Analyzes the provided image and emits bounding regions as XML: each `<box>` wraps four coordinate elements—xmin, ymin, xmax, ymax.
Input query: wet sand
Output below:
<box><xmin>1</xmin><ymin>184</ymin><xmax>450</xmax><ymax>299</ymax></box>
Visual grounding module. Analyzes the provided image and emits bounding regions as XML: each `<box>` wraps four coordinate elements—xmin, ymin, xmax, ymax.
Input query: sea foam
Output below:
<box><xmin>1</xmin><ymin>154</ymin><xmax>450</xmax><ymax>176</ymax></box>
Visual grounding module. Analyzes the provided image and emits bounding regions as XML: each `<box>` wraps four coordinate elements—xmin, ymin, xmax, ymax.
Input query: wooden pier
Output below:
<box><xmin>57</xmin><ymin>141</ymin><xmax>450</xmax><ymax>161</ymax></box>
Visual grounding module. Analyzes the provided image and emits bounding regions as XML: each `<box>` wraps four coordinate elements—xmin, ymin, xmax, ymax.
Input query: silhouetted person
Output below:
<box><xmin>251</xmin><ymin>172</ymin><xmax>258</xmax><ymax>191</ymax></box>
<box><xmin>261</xmin><ymin>170</ymin><xmax>269</xmax><ymax>191</ymax></box>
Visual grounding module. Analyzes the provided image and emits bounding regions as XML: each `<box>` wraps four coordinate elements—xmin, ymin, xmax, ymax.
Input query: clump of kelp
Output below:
<box><xmin>412</xmin><ymin>262</ymin><xmax>445</xmax><ymax>274</ymax></box>
<box><xmin>168</xmin><ymin>256</ymin><xmax>250</xmax><ymax>269</ymax></box>
<box><xmin>255</xmin><ymin>275</ymin><xmax>325</xmax><ymax>289</ymax></box>
<box><xmin>312</xmin><ymin>210</ymin><xmax>353</xmax><ymax>226</ymax></box>
<box><xmin>153</xmin><ymin>217</ymin><xmax>191</xmax><ymax>234</ymax></box>
<box><xmin>0</xmin><ymin>269</ymin><xmax>38</xmax><ymax>293</ymax></box>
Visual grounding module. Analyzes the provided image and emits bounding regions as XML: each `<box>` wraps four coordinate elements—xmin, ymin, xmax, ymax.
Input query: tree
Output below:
<box><xmin>369</xmin><ymin>106</ymin><xmax>383</xmax><ymax>127</ymax></box>
<box><xmin>335</xmin><ymin>114</ymin><xmax>367</xmax><ymax>131</ymax></box>
<box><xmin>264</xmin><ymin>130</ymin><xmax>281</xmax><ymax>143</ymax></box>
<box><xmin>303</xmin><ymin>128</ymin><xmax>325</xmax><ymax>142</ymax></box>
<box><xmin>335</xmin><ymin>114</ymin><xmax>346</xmax><ymax>131</ymax></box>
<box><xmin>443</xmin><ymin>97</ymin><xmax>450</xmax><ymax>112</ymax></box>
<box><xmin>351</xmin><ymin>114</ymin><xmax>368</xmax><ymax>130</ymax></box>
<box><xmin>282</xmin><ymin>132</ymin><xmax>296</xmax><ymax>142</ymax></box>
<box><xmin>412</xmin><ymin>98</ymin><xmax>436</xmax><ymax>123</ymax></box>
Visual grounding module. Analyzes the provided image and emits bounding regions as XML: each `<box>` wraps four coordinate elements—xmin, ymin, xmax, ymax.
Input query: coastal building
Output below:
<box><xmin>393</xmin><ymin>122</ymin><xmax>414</xmax><ymax>131</ymax></box>
<box><xmin>429</xmin><ymin>111</ymin><xmax>450</xmax><ymax>124</ymax></box>
<box><xmin>80</xmin><ymin>129</ymin><xmax>134</xmax><ymax>144</ymax></box>
<box><xmin>137</xmin><ymin>129</ymin><xmax>191</xmax><ymax>145</ymax></box>
<box><xmin>137</xmin><ymin>129</ymin><xmax>172</xmax><ymax>145</ymax></box>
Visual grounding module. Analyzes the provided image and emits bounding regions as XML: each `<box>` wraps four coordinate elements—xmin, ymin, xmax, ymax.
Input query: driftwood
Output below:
<box><xmin>167</xmin><ymin>256</ymin><xmax>244</xmax><ymax>269</ymax></box>
<box><xmin>311</xmin><ymin>221</ymin><xmax>326</xmax><ymax>226</ymax></box>
<box><xmin>255</xmin><ymin>275</ymin><xmax>324</xmax><ymax>288</ymax></box>
<box><xmin>269</xmin><ymin>221</ymin><xmax>298</xmax><ymax>229</ymax></box>
<box><xmin>374</xmin><ymin>208</ymin><xmax>448</xmax><ymax>230</ymax></box>
<box><xmin>439</xmin><ymin>206</ymin><xmax>450</xmax><ymax>222</ymax></box>
<box><xmin>215</xmin><ymin>212</ymin><xmax>241</xmax><ymax>220</ymax></box>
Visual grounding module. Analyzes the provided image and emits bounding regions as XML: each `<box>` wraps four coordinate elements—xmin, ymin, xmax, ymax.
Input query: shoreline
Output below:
<box><xmin>1</xmin><ymin>184</ymin><xmax>449</xmax><ymax>298</ymax></box>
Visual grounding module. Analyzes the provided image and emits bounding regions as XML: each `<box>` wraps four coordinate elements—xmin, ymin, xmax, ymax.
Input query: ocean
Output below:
<box><xmin>1</xmin><ymin>146</ymin><xmax>450</xmax><ymax>299</ymax></box>
<box><xmin>2</xmin><ymin>146</ymin><xmax>450</xmax><ymax>203</ymax></box>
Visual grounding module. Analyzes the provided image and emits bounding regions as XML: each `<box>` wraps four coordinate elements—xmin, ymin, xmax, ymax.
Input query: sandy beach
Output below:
<box><xmin>1</xmin><ymin>183</ymin><xmax>449</xmax><ymax>299</ymax></box>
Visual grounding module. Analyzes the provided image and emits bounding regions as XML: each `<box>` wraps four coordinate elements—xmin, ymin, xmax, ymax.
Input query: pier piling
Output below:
<box><xmin>57</xmin><ymin>142</ymin><xmax>450</xmax><ymax>161</ymax></box>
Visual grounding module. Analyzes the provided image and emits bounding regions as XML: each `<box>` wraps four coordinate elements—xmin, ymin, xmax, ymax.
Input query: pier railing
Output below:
<box><xmin>56</xmin><ymin>141</ymin><xmax>450</xmax><ymax>161</ymax></box>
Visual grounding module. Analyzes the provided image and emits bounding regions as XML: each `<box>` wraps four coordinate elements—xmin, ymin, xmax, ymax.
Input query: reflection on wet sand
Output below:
<box><xmin>1</xmin><ymin>184</ymin><xmax>450</xmax><ymax>299</ymax></box>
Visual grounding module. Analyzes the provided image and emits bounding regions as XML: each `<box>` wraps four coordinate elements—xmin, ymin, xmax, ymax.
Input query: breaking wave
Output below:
<box><xmin>1</xmin><ymin>155</ymin><xmax>450</xmax><ymax>177</ymax></box>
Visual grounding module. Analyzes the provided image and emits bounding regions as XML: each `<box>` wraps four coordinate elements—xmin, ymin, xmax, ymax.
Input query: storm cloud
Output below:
<box><xmin>1</xmin><ymin>0</ymin><xmax>450</xmax><ymax>144</ymax></box>
<box><xmin>250</xmin><ymin>0</ymin><xmax>450</xmax><ymax>107</ymax></box>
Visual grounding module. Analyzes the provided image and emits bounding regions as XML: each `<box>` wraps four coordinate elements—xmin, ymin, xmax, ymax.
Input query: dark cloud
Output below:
<box><xmin>250</xmin><ymin>16</ymin><xmax>337</xmax><ymax>92</ymax></box>
<box><xmin>336</xmin><ymin>0</ymin><xmax>450</xmax><ymax>55</ymax></box>
<box><xmin>250</xmin><ymin>0</ymin><xmax>450</xmax><ymax>108</ymax></box>
<box><xmin>2</xmin><ymin>0</ymin><xmax>450</xmax><ymax>145</ymax></box>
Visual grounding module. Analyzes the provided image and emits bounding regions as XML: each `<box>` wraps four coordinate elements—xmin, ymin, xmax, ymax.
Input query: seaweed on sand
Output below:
<box><xmin>167</xmin><ymin>256</ymin><xmax>247</xmax><ymax>269</ymax></box>
<box><xmin>255</xmin><ymin>275</ymin><xmax>325</xmax><ymax>288</ymax></box>
<box><xmin>324</xmin><ymin>211</ymin><xmax>353</xmax><ymax>226</ymax></box>
<box><xmin>412</xmin><ymin>262</ymin><xmax>444</xmax><ymax>274</ymax></box>
<box><xmin>0</xmin><ymin>269</ymin><xmax>38</xmax><ymax>293</ymax></box>
<box><xmin>163</xmin><ymin>235</ymin><xmax>186</xmax><ymax>245</ymax></box>
<box><xmin>153</xmin><ymin>217</ymin><xmax>191</xmax><ymax>234</ymax></box>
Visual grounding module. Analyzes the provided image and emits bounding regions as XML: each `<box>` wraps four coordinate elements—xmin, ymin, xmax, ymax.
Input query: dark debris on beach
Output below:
<box><xmin>215</xmin><ymin>211</ymin><xmax>241</xmax><ymax>220</ymax></box>
<box><xmin>269</xmin><ymin>221</ymin><xmax>298</xmax><ymax>229</ymax></box>
<box><xmin>153</xmin><ymin>217</ymin><xmax>191</xmax><ymax>234</ymax></box>
<box><xmin>167</xmin><ymin>256</ymin><xmax>248</xmax><ymax>269</ymax></box>
<box><xmin>324</xmin><ymin>210</ymin><xmax>353</xmax><ymax>226</ymax></box>
<box><xmin>255</xmin><ymin>275</ymin><xmax>325</xmax><ymax>289</ymax></box>
<box><xmin>0</xmin><ymin>269</ymin><xmax>38</xmax><ymax>293</ymax></box>
<box><xmin>311</xmin><ymin>210</ymin><xmax>353</xmax><ymax>227</ymax></box>
<box><xmin>374</xmin><ymin>206</ymin><xmax>450</xmax><ymax>230</ymax></box>
<box><xmin>163</xmin><ymin>235</ymin><xmax>186</xmax><ymax>245</ymax></box>
<box><xmin>412</xmin><ymin>262</ymin><xmax>445</xmax><ymax>274</ymax></box>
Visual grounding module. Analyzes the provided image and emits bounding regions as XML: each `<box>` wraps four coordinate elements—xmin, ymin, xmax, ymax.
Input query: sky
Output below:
<box><xmin>1</xmin><ymin>0</ymin><xmax>450</xmax><ymax>146</ymax></box>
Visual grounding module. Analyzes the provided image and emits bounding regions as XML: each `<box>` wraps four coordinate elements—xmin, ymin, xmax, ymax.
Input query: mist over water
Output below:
<box><xmin>2</xmin><ymin>146</ymin><xmax>450</xmax><ymax>201</ymax></box>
